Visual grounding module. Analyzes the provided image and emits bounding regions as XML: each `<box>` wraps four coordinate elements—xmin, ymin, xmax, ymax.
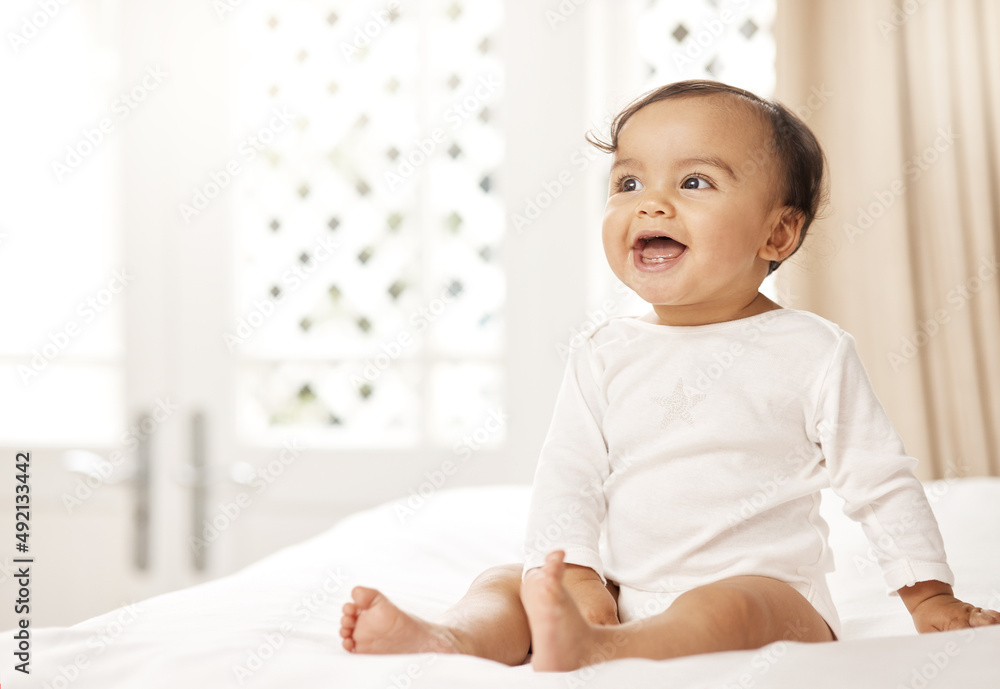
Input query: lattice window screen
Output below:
<box><xmin>639</xmin><ymin>0</ymin><xmax>776</xmax><ymax>96</ymax></box>
<box><xmin>231</xmin><ymin>0</ymin><xmax>504</xmax><ymax>448</ymax></box>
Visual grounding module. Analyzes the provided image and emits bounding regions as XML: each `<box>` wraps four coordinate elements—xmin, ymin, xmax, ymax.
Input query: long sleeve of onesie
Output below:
<box><xmin>815</xmin><ymin>332</ymin><xmax>955</xmax><ymax>593</ymax></box>
<box><xmin>523</xmin><ymin>337</ymin><xmax>610</xmax><ymax>579</ymax></box>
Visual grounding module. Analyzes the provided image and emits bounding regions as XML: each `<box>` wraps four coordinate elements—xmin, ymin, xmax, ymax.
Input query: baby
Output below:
<box><xmin>340</xmin><ymin>80</ymin><xmax>1000</xmax><ymax>671</ymax></box>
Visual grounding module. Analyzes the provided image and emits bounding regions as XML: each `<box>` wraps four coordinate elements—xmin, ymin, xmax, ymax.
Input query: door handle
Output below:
<box><xmin>134</xmin><ymin>412</ymin><xmax>151</xmax><ymax>571</ymax></box>
<box><xmin>190</xmin><ymin>411</ymin><xmax>207</xmax><ymax>572</ymax></box>
<box><xmin>61</xmin><ymin>419</ymin><xmax>151</xmax><ymax>572</ymax></box>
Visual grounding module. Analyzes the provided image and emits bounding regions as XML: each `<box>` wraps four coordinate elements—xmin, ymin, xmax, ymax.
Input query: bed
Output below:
<box><xmin>3</xmin><ymin>478</ymin><xmax>999</xmax><ymax>688</ymax></box>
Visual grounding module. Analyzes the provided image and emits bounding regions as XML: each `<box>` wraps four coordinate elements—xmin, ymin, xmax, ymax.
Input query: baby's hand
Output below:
<box><xmin>909</xmin><ymin>593</ymin><xmax>1000</xmax><ymax>633</ymax></box>
<box><xmin>559</xmin><ymin>559</ymin><xmax>620</xmax><ymax>626</ymax></box>
<box><xmin>898</xmin><ymin>580</ymin><xmax>1000</xmax><ymax>632</ymax></box>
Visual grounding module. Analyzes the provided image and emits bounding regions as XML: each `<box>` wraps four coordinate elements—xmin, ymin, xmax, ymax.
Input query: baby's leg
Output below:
<box><xmin>522</xmin><ymin>551</ymin><xmax>833</xmax><ymax>672</ymax></box>
<box><xmin>340</xmin><ymin>564</ymin><xmax>531</xmax><ymax>665</ymax></box>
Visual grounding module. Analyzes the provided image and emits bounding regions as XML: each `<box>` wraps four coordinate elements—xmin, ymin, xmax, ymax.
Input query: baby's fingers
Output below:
<box><xmin>969</xmin><ymin>607</ymin><xmax>1000</xmax><ymax>627</ymax></box>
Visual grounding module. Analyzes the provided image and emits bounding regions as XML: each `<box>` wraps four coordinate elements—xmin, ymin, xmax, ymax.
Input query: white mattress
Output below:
<box><xmin>2</xmin><ymin>478</ymin><xmax>999</xmax><ymax>688</ymax></box>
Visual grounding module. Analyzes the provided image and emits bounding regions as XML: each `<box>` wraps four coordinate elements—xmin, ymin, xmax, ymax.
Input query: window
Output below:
<box><xmin>228</xmin><ymin>0</ymin><xmax>505</xmax><ymax>448</ymax></box>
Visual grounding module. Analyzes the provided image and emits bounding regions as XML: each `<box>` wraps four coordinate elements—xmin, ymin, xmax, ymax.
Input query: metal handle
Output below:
<box><xmin>190</xmin><ymin>411</ymin><xmax>207</xmax><ymax>572</ymax></box>
<box><xmin>61</xmin><ymin>428</ymin><xmax>149</xmax><ymax>572</ymax></box>
<box><xmin>134</xmin><ymin>413</ymin><xmax>151</xmax><ymax>571</ymax></box>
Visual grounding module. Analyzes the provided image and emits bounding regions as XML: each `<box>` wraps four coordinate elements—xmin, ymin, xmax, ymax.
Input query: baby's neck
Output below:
<box><xmin>645</xmin><ymin>293</ymin><xmax>780</xmax><ymax>326</ymax></box>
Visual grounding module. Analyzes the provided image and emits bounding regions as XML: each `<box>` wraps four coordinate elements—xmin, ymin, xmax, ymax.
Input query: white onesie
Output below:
<box><xmin>522</xmin><ymin>309</ymin><xmax>955</xmax><ymax>636</ymax></box>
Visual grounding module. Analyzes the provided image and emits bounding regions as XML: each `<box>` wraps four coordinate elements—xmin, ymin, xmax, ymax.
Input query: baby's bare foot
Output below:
<box><xmin>521</xmin><ymin>551</ymin><xmax>619</xmax><ymax>672</ymax></box>
<box><xmin>340</xmin><ymin>586</ymin><xmax>463</xmax><ymax>655</ymax></box>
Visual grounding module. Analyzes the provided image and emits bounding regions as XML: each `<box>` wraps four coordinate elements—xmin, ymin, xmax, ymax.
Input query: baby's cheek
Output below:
<box><xmin>601</xmin><ymin>236</ymin><xmax>628</xmax><ymax>273</ymax></box>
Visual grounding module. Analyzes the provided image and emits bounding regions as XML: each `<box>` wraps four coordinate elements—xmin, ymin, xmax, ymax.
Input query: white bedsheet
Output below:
<box><xmin>2</xmin><ymin>479</ymin><xmax>999</xmax><ymax>688</ymax></box>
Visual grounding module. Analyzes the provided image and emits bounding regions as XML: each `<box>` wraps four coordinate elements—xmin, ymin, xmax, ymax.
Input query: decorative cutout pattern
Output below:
<box><xmin>638</xmin><ymin>0</ymin><xmax>776</xmax><ymax>96</ymax></box>
<box><xmin>231</xmin><ymin>0</ymin><xmax>505</xmax><ymax>447</ymax></box>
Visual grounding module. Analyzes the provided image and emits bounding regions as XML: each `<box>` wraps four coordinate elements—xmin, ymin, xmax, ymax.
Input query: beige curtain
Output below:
<box><xmin>774</xmin><ymin>0</ymin><xmax>1000</xmax><ymax>479</ymax></box>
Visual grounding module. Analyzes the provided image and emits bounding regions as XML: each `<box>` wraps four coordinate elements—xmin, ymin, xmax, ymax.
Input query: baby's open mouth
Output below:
<box><xmin>637</xmin><ymin>236</ymin><xmax>687</xmax><ymax>264</ymax></box>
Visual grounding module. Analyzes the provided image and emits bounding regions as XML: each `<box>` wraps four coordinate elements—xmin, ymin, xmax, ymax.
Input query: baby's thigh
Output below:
<box><xmin>669</xmin><ymin>576</ymin><xmax>835</xmax><ymax>644</ymax></box>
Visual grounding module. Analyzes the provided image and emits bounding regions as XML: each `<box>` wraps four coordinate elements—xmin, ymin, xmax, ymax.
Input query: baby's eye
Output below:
<box><xmin>681</xmin><ymin>176</ymin><xmax>711</xmax><ymax>190</ymax></box>
<box><xmin>618</xmin><ymin>176</ymin><xmax>643</xmax><ymax>192</ymax></box>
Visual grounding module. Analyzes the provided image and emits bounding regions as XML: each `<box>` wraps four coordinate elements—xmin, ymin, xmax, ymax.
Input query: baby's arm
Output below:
<box><xmin>898</xmin><ymin>580</ymin><xmax>1000</xmax><ymax>632</ymax></box>
<box><xmin>524</xmin><ymin>339</ymin><xmax>612</xmax><ymax>589</ymax></box>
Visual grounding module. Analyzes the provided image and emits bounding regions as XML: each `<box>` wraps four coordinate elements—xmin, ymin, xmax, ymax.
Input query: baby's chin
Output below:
<box><xmin>610</xmin><ymin>264</ymin><xmax>715</xmax><ymax>313</ymax></box>
<box><xmin>610</xmin><ymin>267</ymin><xmax>675</xmax><ymax>300</ymax></box>
<box><xmin>625</xmin><ymin>282</ymin><xmax>691</xmax><ymax>309</ymax></box>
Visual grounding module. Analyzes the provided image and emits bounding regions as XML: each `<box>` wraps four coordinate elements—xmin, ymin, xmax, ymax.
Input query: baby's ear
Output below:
<box><xmin>759</xmin><ymin>207</ymin><xmax>804</xmax><ymax>263</ymax></box>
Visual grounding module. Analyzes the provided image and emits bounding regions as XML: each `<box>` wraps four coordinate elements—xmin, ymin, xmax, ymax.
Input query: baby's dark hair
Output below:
<box><xmin>588</xmin><ymin>80</ymin><xmax>827</xmax><ymax>274</ymax></box>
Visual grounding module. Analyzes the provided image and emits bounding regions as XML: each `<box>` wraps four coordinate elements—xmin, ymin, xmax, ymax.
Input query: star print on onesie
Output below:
<box><xmin>653</xmin><ymin>380</ymin><xmax>706</xmax><ymax>428</ymax></box>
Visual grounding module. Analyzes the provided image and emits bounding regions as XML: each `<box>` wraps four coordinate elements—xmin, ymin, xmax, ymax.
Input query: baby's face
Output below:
<box><xmin>602</xmin><ymin>95</ymin><xmax>788</xmax><ymax>325</ymax></box>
